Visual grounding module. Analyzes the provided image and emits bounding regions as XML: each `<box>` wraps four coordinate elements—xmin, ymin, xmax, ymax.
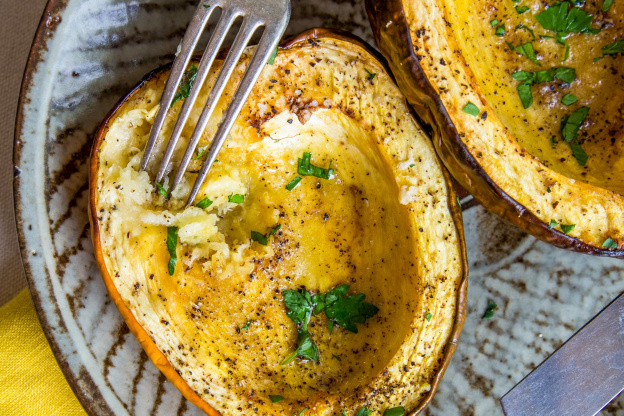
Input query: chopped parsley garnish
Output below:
<box><xmin>357</xmin><ymin>408</ymin><xmax>374</xmax><ymax>416</ymax></box>
<box><xmin>267</xmin><ymin>46</ymin><xmax>278</xmax><ymax>65</ymax></box>
<box><xmin>296</xmin><ymin>408</ymin><xmax>308</xmax><ymax>416</ymax></box>
<box><xmin>462</xmin><ymin>101</ymin><xmax>480</xmax><ymax>116</ymax></box>
<box><xmin>601</xmin><ymin>0</ymin><xmax>614</xmax><ymax>12</ymax></box>
<box><xmin>490</xmin><ymin>19</ymin><xmax>499</xmax><ymax>27</ymax></box>
<box><xmin>332</xmin><ymin>354</ymin><xmax>341</xmax><ymax>361</ymax></box>
<box><xmin>482</xmin><ymin>300</ymin><xmax>497</xmax><ymax>319</ymax></box>
<box><xmin>495</xmin><ymin>24</ymin><xmax>506</xmax><ymax>36</ymax></box>
<box><xmin>425</xmin><ymin>312</ymin><xmax>433</xmax><ymax>322</ymax></box>
<box><xmin>285</xmin><ymin>176</ymin><xmax>303</xmax><ymax>191</ymax></box>
<box><xmin>560</xmin><ymin>106</ymin><xmax>589</xmax><ymax>165</ymax></box>
<box><xmin>547</xmin><ymin>186</ymin><xmax>552</xmax><ymax>193</ymax></box>
<box><xmin>156</xmin><ymin>183</ymin><xmax>170</xmax><ymax>198</ymax></box>
<box><xmin>602</xmin><ymin>238</ymin><xmax>618</xmax><ymax>249</ymax></box>
<box><xmin>228</xmin><ymin>193</ymin><xmax>245</xmax><ymax>203</ymax></box>
<box><xmin>192</xmin><ymin>146</ymin><xmax>207</xmax><ymax>160</ymax></box>
<box><xmin>549</xmin><ymin>219</ymin><xmax>559</xmax><ymax>228</ymax></box>
<box><xmin>365</xmin><ymin>68</ymin><xmax>377</xmax><ymax>80</ymax></box>
<box><xmin>562</xmin><ymin>44</ymin><xmax>570</xmax><ymax>61</ymax></box>
<box><xmin>409</xmin><ymin>163</ymin><xmax>416</xmax><ymax>168</ymax></box>
<box><xmin>281</xmin><ymin>285</ymin><xmax>379</xmax><ymax>364</ymax></box>
<box><xmin>240</xmin><ymin>320</ymin><xmax>253</xmax><ymax>331</ymax></box>
<box><xmin>560</xmin><ymin>223</ymin><xmax>576</xmax><ymax>234</ymax></box>
<box><xmin>601</xmin><ymin>39</ymin><xmax>624</xmax><ymax>56</ymax></box>
<box><xmin>297</xmin><ymin>152</ymin><xmax>334</xmax><ymax>179</ymax></box>
<box><xmin>196</xmin><ymin>197</ymin><xmax>213</xmax><ymax>209</ymax></box>
<box><xmin>203</xmin><ymin>3</ymin><xmax>210</xmax><ymax>8</ymax></box>
<box><xmin>171</xmin><ymin>65</ymin><xmax>198</xmax><ymax>107</ymax></box>
<box><xmin>166</xmin><ymin>226</ymin><xmax>178</xmax><ymax>276</ymax></box>
<box><xmin>507</xmin><ymin>42</ymin><xmax>541</xmax><ymax>65</ymax></box>
<box><xmin>269</xmin><ymin>395</ymin><xmax>284</xmax><ymax>403</ymax></box>
<box><xmin>515</xmin><ymin>24</ymin><xmax>536</xmax><ymax>40</ymax></box>
<box><xmin>535</xmin><ymin>1</ymin><xmax>601</xmax><ymax>45</ymax></box>
<box><xmin>512</xmin><ymin>68</ymin><xmax>575</xmax><ymax>109</ymax></box>
<box><xmin>515</xmin><ymin>5</ymin><xmax>530</xmax><ymax>14</ymax></box>
<box><xmin>561</xmin><ymin>93</ymin><xmax>577</xmax><ymax>106</ymax></box>
<box><xmin>384</xmin><ymin>407</ymin><xmax>406</xmax><ymax>416</ymax></box>
<box><xmin>456</xmin><ymin>196</ymin><xmax>461</xmax><ymax>207</ymax></box>
<box><xmin>251</xmin><ymin>224</ymin><xmax>281</xmax><ymax>246</ymax></box>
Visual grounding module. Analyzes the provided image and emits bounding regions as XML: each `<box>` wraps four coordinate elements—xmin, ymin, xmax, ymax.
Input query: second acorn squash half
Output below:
<box><xmin>367</xmin><ymin>0</ymin><xmax>624</xmax><ymax>256</ymax></box>
<box><xmin>89</xmin><ymin>29</ymin><xmax>467</xmax><ymax>415</ymax></box>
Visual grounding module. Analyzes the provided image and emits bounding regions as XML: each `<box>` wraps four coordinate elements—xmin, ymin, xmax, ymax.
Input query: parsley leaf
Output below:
<box><xmin>549</xmin><ymin>219</ymin><xmax>559</xmax><ymax>228</ymax></box>
<box><xmin>495</xmin><ymin>24</ymin><xmax>506</xmax><ymax>36</ymax></box>
<box><xmin>510</xmin><ymin>42</ymin><xmax>541</xmax><ymax>65</ymax></box>
<box><xmin>240</xmin><ymin>320</ymin><xmax>252</xmax><ymax>331</ymax></box>
<box><xmin>569</xmin><ymin>141</ymin><xmax>588</xmax><ymax>166</ymax></box>
<box><xmin>332</xmin><ymin>354</ymin><xmax>342</xmax><ymax>361</ymax></box>
<box><xmin>384</xmin><ymin>407</ymin><xmax>406</xmax><ymax>416</ymax></box>
<box><xmin>297</xmin><ymin>152</ymin><xmax>335</xmax><ymax>179</ymax></box>
<box><xmin>490</xmin><ymin>19</ymin><xmax>499</xmax><ymax>27</ymax></box>
<box><xmin>171</xmin><ymin>65</ymin><xmax>198</xmax><ymax>107</ymax></box>
<box><xmin>357</xmin><ymin>408</ymin><xmax>374</xmax><ymax>416</ymax></box>
<box><xmin>515</xmin><ymin>5</ymin><xmax>530</xmax><ymax>13</ymax></box>
<box><xmin>365</xmin><ymin>68</ymin><xmax>377</xmax><ymax>80</ymax></box>
<box><xmin>517</xmin><ymin>83</ymin><xmax>533</xmax><ymax>109</ymax></box>
<box><xmin>601</xmin><ymin>39</ymin><xmax>624</xmax><ymax>56</ymax></box>
<box><xmin>166</xmin><ymin>226</ymin><xmax>178</xmax><ymax>276</ymax></box>
<box><xmin>560</xmin><ymin>223</ymin><xmax>576</xmax><ymax>234</ymax></box>
<box><xmin>192</xmin><ymin>146</ymin><xmax>207</xmax><ymax>160</ymax></box>
<box><xmin>251</xmin><ymin>225</ymin><xmax>281</xmax><ymax>246</ymax></box>
<box><xmin>560</xmin><ymin>106</ymin><xmax>589</xmax><ymax>165</ymax></box>
<box><xmin>601</xmin><ymin>0</ymin><xmax>614</xmax><ymax>12</ymax></box>
<box><xmin>560</xmin><ymin>106</ymin><xmax>589</xmax><ymax>142</ymax></box>
<box><xmin>267</xmin><ymin>46</ymin><xmax>278</xmax><ymax>65</ymax></box>
<box><xmin>285</xmin><ymin>176</ymin><xmax>302</xmax><ymax>191</ymax></box>
<box><xmin>535</xmin><ymin>1</ymin><xmax>601</xmax><ymax>42</ymax></box>
<box><xmin>269</xmin><ymin>395</ymin><xmax>284</xmax><ymax>403</ymax></box>
<box><xmin>324</xmin><ymin>293</ymin><xmax>380</xmax><ymax>333</ymax></box>
<box><xmin>196</xmin><ymin>197</ymin><xmax>213</xmax><ymax>209</ymax></box>
<box><xmin>561</xmin><ymin>93</ymin><xmax>577</xmax><ymax>106</ymax></box>
<box><xmin>425</xmin><ymin>312</ymin><xmax>433</xmax><ymax>322</ymax></box>
<box><xmin>462</xmin><ymin>101</ymin><xmax>480</xmax><ymax>116</ymax></box>
<box><xmin>296</xmin><ymin>408</ymin><xmax>308</xmax><ymax>416</ymax></box>
<box><xmin>282</xmin><ymin>330</ymin><xmax>319</xmax><ymax>364</ymax></box>
<box><xmin>228</xmin><ymin>193</ymin><xmax>245</xmax><ymax>203</ymax></box>
<box><xmin>482</xmin><ymin>300</ymin><xmax>497</xmax><ymax>319</ymax></box>
<box><xmin>156</xmin><ymin>183</ymin><xmax>170</xmax><ymax>198</ymax></box>
<box><xmin>602</xmin><ymin>238</ymin><xmax>618</xmax><ymax>249</ymax></box>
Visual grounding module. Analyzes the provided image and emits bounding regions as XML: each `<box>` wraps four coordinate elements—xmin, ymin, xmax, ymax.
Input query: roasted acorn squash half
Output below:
<box><xmin>367</xmin><ymin>0</ymin><xmax>624</xmax><ymax>256</ymax></box>
<box><xmin>89</xmin><ymin>29</ymin><xmax>467</xmax><ymax>415</ymax></box>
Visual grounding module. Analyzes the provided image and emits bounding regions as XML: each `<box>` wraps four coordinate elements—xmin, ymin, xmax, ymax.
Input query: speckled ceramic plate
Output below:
<box><xmin>13</xmin><ymin>0</ymin><xmax>624</xmax><ymax>415</ymax></box>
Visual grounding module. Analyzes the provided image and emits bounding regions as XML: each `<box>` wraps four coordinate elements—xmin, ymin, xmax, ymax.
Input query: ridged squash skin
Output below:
<box><xmin>89</xmin><ymin>29</ymin><xmax>468</xmax><ymax>415</ymax></box>
<box><xmin>367</xmin><ymin>0</ymin><xmax>624</xmax><ymax>256</ymax></box>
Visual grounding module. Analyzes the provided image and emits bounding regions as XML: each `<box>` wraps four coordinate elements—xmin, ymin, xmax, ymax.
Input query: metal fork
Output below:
<box><xmin>139</xmin><ymin>0</ymin><xmax>291</xmax><ymax>205</ymax></box>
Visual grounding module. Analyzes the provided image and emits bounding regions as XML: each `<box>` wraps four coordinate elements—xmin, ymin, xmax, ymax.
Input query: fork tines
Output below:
<box><xmin>139</xmin><ymin>0</ymin><xmax>291</xmax><ymax>205</ymax></box>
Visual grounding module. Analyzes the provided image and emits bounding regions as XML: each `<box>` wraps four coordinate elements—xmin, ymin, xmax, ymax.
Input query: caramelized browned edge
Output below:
<box><xmin>88</xmin><ymin>28</ymin><xmax>470</xmax><ymax>415</ymax></box>
<box><xmin>365</xmin><ymin>0</ymin><xmax>624</xmax><ymax>259</ymax></box>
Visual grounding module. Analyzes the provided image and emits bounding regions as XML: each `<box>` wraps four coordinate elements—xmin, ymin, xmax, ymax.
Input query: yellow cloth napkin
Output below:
<box><xmin>0</xmin><ymin>289</ymin><xmax>87</xmax><ymax>416</ymax></box>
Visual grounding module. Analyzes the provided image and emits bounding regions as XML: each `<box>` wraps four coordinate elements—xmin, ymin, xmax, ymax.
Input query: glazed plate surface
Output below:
<box><xmin>14</xmin><ymin>0</ymin><xmax>624</xmax><ymax>414</ymax></box>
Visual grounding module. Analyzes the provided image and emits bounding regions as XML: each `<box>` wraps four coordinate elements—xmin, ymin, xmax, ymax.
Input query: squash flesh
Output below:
<box><xmin>92</xmin><ymin>37</ymin><xmax>466</xmax><ymax>414</ymax></box>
